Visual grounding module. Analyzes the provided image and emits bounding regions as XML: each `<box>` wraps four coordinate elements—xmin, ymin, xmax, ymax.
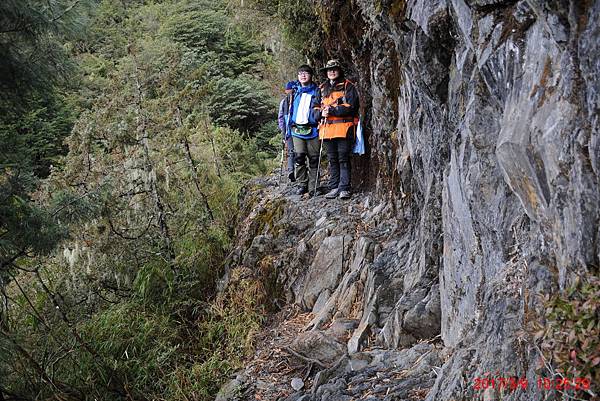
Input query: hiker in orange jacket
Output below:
<box><xmin>319</xmin><ymin>59</ymin><xmax>359</xmax><ymax>199</ymax></box>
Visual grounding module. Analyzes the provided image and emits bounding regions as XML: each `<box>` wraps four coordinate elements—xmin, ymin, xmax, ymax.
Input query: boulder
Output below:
<box><xmin>290</xmin><ymin>331</ymin><xmax>346</xmax><ymax>367</ymax></box>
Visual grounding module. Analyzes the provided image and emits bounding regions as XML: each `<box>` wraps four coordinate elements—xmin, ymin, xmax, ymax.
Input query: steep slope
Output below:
<box><xmin>218</xmin><ymin>177</ymin><xmax>446</xmax><ymax>401</ymax></box>
<box><xmin>314</xmin><ymin>0</ymin><xmax>599</xmax><ymax>399</ymax></box>
<box><xmin>218</xmin><ymin>1</ymin><xmax>599</xmax><ymax>400</ymax></box>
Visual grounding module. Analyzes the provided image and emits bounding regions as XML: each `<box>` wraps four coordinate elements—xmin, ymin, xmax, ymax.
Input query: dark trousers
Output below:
<box><xmin>286</xmin><ymin>136</ymin><xmax>295</xmax><ymax>176</ymax></box>
<box><xmin>293</xmin><ymin>137</ymin><xmax>320</xmax><ymax>190</ymax></box>
<box><xmin>326</xmin><ymin>138</ymin><xmax>352</xmax><ymax>191</ymax></box>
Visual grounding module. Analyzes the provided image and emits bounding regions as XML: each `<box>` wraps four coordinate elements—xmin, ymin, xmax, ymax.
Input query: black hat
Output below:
<box><xmin>320</xmin><ymin>59</ymin><xmax>342</xmax><ymax>72</ymax></box>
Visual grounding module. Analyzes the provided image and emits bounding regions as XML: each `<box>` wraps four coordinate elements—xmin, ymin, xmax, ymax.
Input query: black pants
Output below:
<box><xmin>326</xmin><ymin>138</ymin><xmax>352</xmax><ymax>191</ymax></box>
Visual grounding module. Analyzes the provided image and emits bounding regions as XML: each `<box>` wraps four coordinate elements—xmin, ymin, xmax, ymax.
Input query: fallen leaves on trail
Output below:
<box><xmin>242</xmin><ymin>306</ymin><xmax>315</xmax><ymax>400</ymax></box>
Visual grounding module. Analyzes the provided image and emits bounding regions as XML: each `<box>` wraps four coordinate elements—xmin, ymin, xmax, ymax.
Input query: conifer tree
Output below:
<box><xmin>1</xmin><ymin>0</ymin><xmax>279</xmax><ymax>398</ymax></box>
<box><xmin>0</xmin><ymin>0</ymin><xmax>90</xmax><ymax>287</ymax></box>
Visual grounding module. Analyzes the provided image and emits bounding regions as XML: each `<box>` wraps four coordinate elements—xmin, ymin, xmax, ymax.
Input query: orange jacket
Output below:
<box><xmin>318</xmin><ymin>79</ymin><xmax>359</xmax><ymax>140</ymax></box>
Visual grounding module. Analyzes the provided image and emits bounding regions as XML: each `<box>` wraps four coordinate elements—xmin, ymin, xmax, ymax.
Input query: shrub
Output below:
<box><xmin>533</xmin><ymin>276</ymin><xmax>599</xmax><ymax>396</ymax></box>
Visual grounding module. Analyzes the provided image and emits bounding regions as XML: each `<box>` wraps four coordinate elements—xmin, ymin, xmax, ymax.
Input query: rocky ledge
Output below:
<box><xmin>216</xmin><ymin>161</ymin><xmax>597</xmax><ymax>401</ymax></box>
<box><xmin>217</xmin><ymin>176</ymin><xmax>447</xmax><ymax>401</ymax></box>
<box><xmin>214</xmin><ymin>170</ymin><xmax>527</xmax><ymax>401</ymax></box>
<box><xmin>218</xmin><ymin>1</ymin><xmax>599</xmax><ymax>400</ymax></box>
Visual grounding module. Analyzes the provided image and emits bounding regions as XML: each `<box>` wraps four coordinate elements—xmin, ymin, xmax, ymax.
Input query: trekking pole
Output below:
<box><xmin>279</xmin><ymin>90</ymin><xmax>293</xmax><ymax>187</ymax></box>
<box><xmin>277</xmin><ymin>140</ymin><xmax>285</xmax><ymax>187</ymax></box>
<box><xmin>313</xmin><ymin>114</ymin><xmax>327</xmax><ymax>197</ymax></box>
<box><xmin>313</xmin><ymin>136</ymin><xmax>323</xmax><ymax>197</ymax></box>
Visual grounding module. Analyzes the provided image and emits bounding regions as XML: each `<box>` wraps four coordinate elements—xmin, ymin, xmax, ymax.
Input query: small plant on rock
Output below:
<box><xmin>532</xmin><ymin>275</ymin><xmax>599</xmax><ymax>397</ymax></box>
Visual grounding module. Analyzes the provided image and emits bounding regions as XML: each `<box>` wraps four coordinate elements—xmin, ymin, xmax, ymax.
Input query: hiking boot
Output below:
<box><xmin>325</xmin><ymin>188</ymin><xmax>339</xmax><ymax>199</ymax></box>
<box><xmin>288</xmin><ymin>171</ymin><xmax>296</xmax><ymax>182</ymax></box>
<box><xmin>295</xmin><ymin>187</ymin><xmax>308</xmax><ymax>195</ymax></box>
<box><xmin>339</xmin><ymin>190</ymin><xmax>351</xmax><ymax>199</ymax></box>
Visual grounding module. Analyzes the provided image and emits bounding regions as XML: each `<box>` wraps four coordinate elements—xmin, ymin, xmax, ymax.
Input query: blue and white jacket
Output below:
<box><xmin>284</xmin><ymin>81</ymin><xmax>320</xmax><ymax>140</ymax></box>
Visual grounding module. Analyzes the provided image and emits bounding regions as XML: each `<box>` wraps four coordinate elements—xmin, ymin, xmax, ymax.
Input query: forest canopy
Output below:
<box><xmin>0</xmin><ymin>0</ymin><xmax>295</xmax><ymax>399</ymax></box>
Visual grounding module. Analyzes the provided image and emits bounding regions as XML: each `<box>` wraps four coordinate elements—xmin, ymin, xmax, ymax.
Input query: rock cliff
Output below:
<box><xmin>217</xmin><ymin>1</ymin><xmax>599</xmax><ymax>400</ymax></box>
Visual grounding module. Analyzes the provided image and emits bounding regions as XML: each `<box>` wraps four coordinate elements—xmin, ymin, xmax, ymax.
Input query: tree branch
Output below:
<box><xmin>33</xmin><ymin>270</ymin><xmax>134</xmax><ymax>399</ymax></box>
<box><xmin>0</xmin><ymin>249</ymin><xmax>27</xmax><ymax>272</ymax></box>
<box><xmin>50</xmin><ymin>0</ymin><xmax>82</xmax><ymax>23</ymax></box>
<box><xmin>107</xmin><ymin>214</ymin><xmax>154</xmax><ymax>240</ymax></box>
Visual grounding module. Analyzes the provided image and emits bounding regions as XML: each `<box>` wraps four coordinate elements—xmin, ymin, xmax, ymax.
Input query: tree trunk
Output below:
<box><xmin>204</xmin><ymin>120</ymin><xmax>222</xmax><ymax>178</ymax></box>
<box><xmin>129</xmin><ymin>46</ymin><xmax>176</xmax><ymax>264</ymax></box>
<box><xmin>175</xmin><ymin>107</ymin><xmax>215</xmax><ymax>223</ymax></box>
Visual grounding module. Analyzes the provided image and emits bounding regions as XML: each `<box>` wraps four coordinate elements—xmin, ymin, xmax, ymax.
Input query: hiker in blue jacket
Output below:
<box><xmin>285</xmin><ymin>65</ymin><xmax>321</xmax><ymax>195</ymax></box>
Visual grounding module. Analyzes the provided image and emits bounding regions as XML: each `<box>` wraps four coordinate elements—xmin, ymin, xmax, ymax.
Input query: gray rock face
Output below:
<box><xmin>300</xmin><ymin>235</ymin><xmax>351</xmax><ymax>309</ymax></box>
<box><xmin>218</xmin><ymin>1</ymin><xmax>599</xmax><ymax>399</ymax></box>
<box><xmin>311</xmin><ymin>0</ymin><xmax>599</xmax><ymax>400</ymax></box>
<box><xmin>215</xmin><ymin>373</ymin><xmax>248</xmax><ymax>401</ymax></box>
<box><xmin>219</xmin><ymin>180</ymin><xmax>448</xmax><ymax>399</ymax></box>
<box><xmin>291</xmin><ymin>377</ymin><xmax>304</xmax><ymax>391</ymax></box>
<box><xmin>310</xmin><ymin>343</ymin><xmax>442</xmax><ymax>401</ymax></box>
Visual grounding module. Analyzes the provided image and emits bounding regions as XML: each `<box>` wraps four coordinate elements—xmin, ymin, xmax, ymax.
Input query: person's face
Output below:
<box><xmin>327</xmin><ymin>68</ymin><xmax>340</xmax><ymax>80</ymax></box>
<box><xmin>298</xmin><ymin>71</ymin><xmax>312</xmax><ymax>85</ymax></box>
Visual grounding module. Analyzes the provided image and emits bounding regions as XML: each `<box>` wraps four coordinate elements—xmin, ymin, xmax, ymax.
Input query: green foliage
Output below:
<box><xmin>0</xmin><ymin>96</ymin><xmax>74</xmax><ymax>273</ymax></box>
<box><xmin>162</xmin><ymin>278</ymin><xmax>264</xmax><ymax>400</ymax></box>
<box><xmin>1</xmin><ymin>0</ymin><xmax>280</xmax><ymax>399</ymax></box>
<box><xmin>0</xmin><ymin>177</ymin><xmax>67</xmax><ymax>257</ymax></box>
<box><xmin>163</xmin><ymin>0</ymin><xmax>277</xmax><ymax>137</ymax></box>
<box><xmin>242</xmin><ymin>0</ymin><xmax>323</xmax><ymax>57</ymax></box>
<box><xmin>165</xmin><ymin>0</ymin><xmax>263</xmax><ymax>77</ymax></box>
<box><xmin>0</xmin><ymin>94</ymin><xmax>75</xmax><ymax>176</ymax></box>
<box><xmin>257</xmin><ymin>120</ymin><xmax>282</xmax><ymax>155</ymax></box>
<box><xmin>0</xmin><ymin>0</ymin><xmax>89</xmax><ymax>272</ymax></box>
<box><xmin>213</xmin><ymin>126</ymin><xmax>269</xmax><ymax>177</ymax></box>
<box><xmin>207</xmin><ymin>77</ymin><xmax>275</xmax><ymax>132</ymax></box>
<box><xmin>533</xmin><ymin>276</ymin><xmax>599</xmax><ymax>393</ymax></box>
<box><xmin>76</xmin><ymin>302</ymin><xmax>181</xmax><ymax>397</ymax></box>
<box><xmin>276</xmin><ymin>0</ymin><xmax>323</xmax><ymax>56</ymax></box>
<box><xmin>0</xmin><ymin>0</ymin><xmax>91</xmax><ymax>98</ymax></box>
<box><xmin>3</xmin><ymin>271</ymin><xmax>264</xmax><ymax>400</ymax></box>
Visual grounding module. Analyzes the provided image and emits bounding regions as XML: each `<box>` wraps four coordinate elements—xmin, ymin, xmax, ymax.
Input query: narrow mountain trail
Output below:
<box><xmin>240</xmin><ymin>2</ymin><xmax>600</xmax><ymax>400</ymax></box>
<box><xmin>216</xmin><ymin>175</ymin><xmax>445</xmax><ymax>401</ymax></box>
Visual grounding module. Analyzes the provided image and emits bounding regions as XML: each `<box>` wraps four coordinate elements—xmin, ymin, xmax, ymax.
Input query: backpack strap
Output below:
<box><xmin>342</xmin><ymin>79</ymin><xmax>354</xmax><ymax>105</ymax></box>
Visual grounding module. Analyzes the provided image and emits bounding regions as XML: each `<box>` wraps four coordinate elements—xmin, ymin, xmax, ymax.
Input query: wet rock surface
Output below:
<box><xmin>218</xmin><ymin>0</ymin><xmax>599</xmax><ymax>400</ymax></box>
